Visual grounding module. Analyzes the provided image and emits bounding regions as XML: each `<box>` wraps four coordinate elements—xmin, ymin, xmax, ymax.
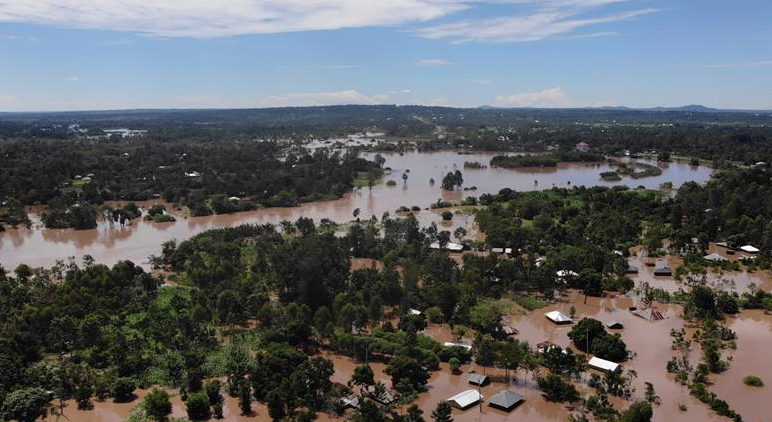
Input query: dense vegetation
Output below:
<box><xmin>490</xmin><ymin>151</ymin><xmax>604</xmax><ymax>168</ymax></box>
<box><xmin>0</xmin><ymin>136</ymin><xmax>381</xmax><ymax>228</ymax></box>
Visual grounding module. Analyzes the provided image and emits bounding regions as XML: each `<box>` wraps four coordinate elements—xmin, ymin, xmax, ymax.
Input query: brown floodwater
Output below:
<box><xmin>0</xmin><ymin>151</ymin><xmax>712</xmax><ymax>270</ymax></box>
<box><xmin>38</xmin><ymin>288</ymin><xmax>765</xmax><ymax>422</ymax></box>
<box><xmin>628</xmin><ymin>246</ymin><xmax>772</xmax><ymax>294</ymax></box>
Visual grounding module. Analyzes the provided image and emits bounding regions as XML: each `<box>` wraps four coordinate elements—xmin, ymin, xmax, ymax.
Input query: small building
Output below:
<box><xmin>502</xmin><ymin>326</ymin><xmax>519</xmax><ymax>336</ymax></box>
<box><xmin>443</xmin><ymin>341</ymin><xmax>472</xmax><ymax>351</ymax></box>
<box><xmin>367</xmin><ymin>385</ymin><xmax>395</xmax><ymax>405</ymax></box>
<box><xmin>491</xmin><ymin>247</ymin><xmax>513</xmax><ymax>254</ymax></box>
<box><xmin>468</xmin><ymin>374</ymin><xmax>489</xmax><ymax>386</ymax></box>
<box><xmin>588</xmin><ymin>356</ymin><xmax>621</xmax><ymax>373</ymax></box>
<box><xmin>341</xmin><ymin>395</ymin><xmax>360</xmax><ymax>409</ymax></box>
<box><xmin>715</xmin><ymin>241</ymin><xmax>729</xmax><ymax>248</ymax></box>
<box><xmin>632</xmin><ymin>308</ymin><xmax>666</xmax><ymax>321</ymax></box>
<box><xmin>653</xmin><ymin>266</ymin><xmax>672</xmax><ymax>276</ymax></box>
<box><xmin>626</xmin><ymin>264</ymin><xmax>639</xmax><ymax>274</ymax></box>
<box><xmin>544</xmin><ymin>310</ymin><xmax>572</xmax><ymax>324</ymax></box>
<box><xmin>575</xmin><ymin>141</ymin><xmax>590</xmax><ymax>152</ymax></box>
<box><xmin>228</xmin><ymin>196</ymin><xmax>240</xmax><ymax>202</ymax></box>
<box><xmin>448</xmin><ymin>389</ymin><xmax>483</xmax><ymax>410</ymax></box>
<box><xmin>703</xmin><ymin>253</ymin><xmax>728</xmax><ymax>263</ymax></box>
<box><xmin>430</xmin><ymin>241</ymin><xmax>464</xmax><ymax>252</ymax></box>
<box><xmin>447</xmin><ymin>242</ymin><xmax>464</xmax><ymax>252</ymax></box>
<box><xmin>408</xmin><ymin>308</ymin><xmax>422</xmax><ymax>316</ymax></box>
<box><xmin>536</xmin><ymin>341</ymin><xmax>559</xmax><ymax>353</ymax></box>
<box><xmin>606</xmin><ymin>320</ymin><xmax>624</xmax><ymax>329</ymax></box>
<box><xmin>488</xmin><ymin>390</ymin><xmax>524</xmax><ymax>412</ymax></box>
<box><xmin>740</xmin><ymin>245</ymin><xmax>759</xmax><ymax>254</ymax></box>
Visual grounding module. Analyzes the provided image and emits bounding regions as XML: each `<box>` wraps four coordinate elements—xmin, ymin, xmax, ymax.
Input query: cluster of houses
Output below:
<box><xmin>445</xmin><ymin>376</ymin><xmax>525</xmax><ymax>412</ymax></box>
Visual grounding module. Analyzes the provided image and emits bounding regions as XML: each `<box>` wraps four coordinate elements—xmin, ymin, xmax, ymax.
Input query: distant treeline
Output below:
<box><xmin>490</xmin><ymin>151</ymin><xmax>605</xmax><ymax>168</ymax></box>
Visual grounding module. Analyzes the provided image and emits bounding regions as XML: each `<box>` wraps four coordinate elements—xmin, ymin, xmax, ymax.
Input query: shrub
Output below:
<box><xmin>185</xmin><ymin>391</ymin><xmax>211</xmax><ymax>421</ymax></box>
<box><xmin>441</xmin><ymin>211</ymin><xmax>453</xmax><ymax>221</ymax></box>
<box><xmin>743</xmin><ymin>375</ymin><xmax>764</xmax><ymax>387</ymax></box>
<box><xmin>112</xmin><ymin>377</ymin><xmax>136</xmax><ymax>402</ymax></box>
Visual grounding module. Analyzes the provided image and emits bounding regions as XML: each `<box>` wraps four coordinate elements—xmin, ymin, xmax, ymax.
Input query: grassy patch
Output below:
<box><xmin>72</xmin><ymin>179</ymin><xmax>91</xmax><ymax>186</ymax></box>
<box><xmin>353</xmin><ymin>171</ymin><xmax>372</xmax><ymax>188</ymax></box>
<box><xmin>508</xmin><ymin>294</ymin><xmax>549</xmax><ymax>311</ymax></box>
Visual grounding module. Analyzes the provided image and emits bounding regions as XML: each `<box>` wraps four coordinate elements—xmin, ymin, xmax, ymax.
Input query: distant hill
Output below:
<box><xmin>480</xmin><ymin>104</ymin><xmax>768</xmax><ymax>113</ymax></box>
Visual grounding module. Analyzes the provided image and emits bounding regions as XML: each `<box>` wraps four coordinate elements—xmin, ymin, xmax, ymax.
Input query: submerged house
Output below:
<box><xmin>443</xmin><ymin>342</ymin><xmax>472</xmax><ymax>351</ymax></box>
<box><xmin>703</xmin><ymin>253</ymin><xmax>728</xmax><ymax>263</ymax></box>
<box><xmin>632</xmin><ymin>308</ymin><xmax>666</xmax><ymax>321</ymax></box>
<box><xmin>544</xmin><ymin>310</ymin><xmax>572</xmax><ymax>324</ymax></box>
<box><xmin>588</xmin><ymin>356</ymin><xmax>621</xmax><ymax>373</ymax></box>
<box><xmin>488</xmin><ymin>390</ymin><xmax>525</xmax><ymax>412</ymax></box>
<box><xmin>606</xmin><ymin>320</ymin><xmax>624</xmax><ymax>329</ymax></box>
<box><xmin>468</xmin><ymin>374</ymin><xmax>490</xmax><ymax>387</ymax></box>
<box><xmin>448</xmin><ymin>390</ymin><xmax>483</xmax><ymax>410</ymax></box>
<box><xmin>626</xmin><ymin>264</ymin><xmax>639</xmax><ymax>274</ymax></box>
<box><xmin>740</xmin><ymin>245</ymin><xmax>760</xmax><ymax>254</ymax></box>
<box><xmin>653</xmin><ymin>266</ymin><xmax>672</xmax><ymax>276</ymax></box>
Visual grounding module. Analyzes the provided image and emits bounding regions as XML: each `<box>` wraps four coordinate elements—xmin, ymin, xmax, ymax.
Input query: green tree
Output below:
<box><xmin>143</xmin><ymin>388</ymin><xmax>172</xmax><ymax>422</ymax></box>
<box><xmin>185</xmin><ymin>391</ymin><xmax>211</xmax><ymax>421</ymax></box>
<box><xmin>431</xmin><ymin>400</ymin><xmax>454</xmax><ymax>422</ymax></box>
<box><xmin>537</xmin><ymin>373</ymin><xmax>580</xmax><ymax>403</ymax></box>
<box><xmin>617</xmin><ymin>402</ymin><xmax>653</xmax><ymax>422</ymax></box>
<box><xmin>2</xmin><ymin>388</ymin><xmax>49</xmax><ymax>422</ymax></box>
<box><xmin>112</xmin><ymin>377</ymin><xmax>136</xmax><ymax>402</ymax></box>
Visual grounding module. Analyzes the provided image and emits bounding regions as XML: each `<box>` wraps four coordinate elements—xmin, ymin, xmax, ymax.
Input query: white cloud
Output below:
<box><xmin>400</xmin><ymin>89</ymin><xmax>412</xmax><ymax>94</ymax></box>
<box><xmin>412</xmin><ymin>4</ymin><xmax>657</xmax><ymax>43</ymax></box>
<box><xmin>67</xmin><ymin>76</ymin><xmax>79</xmax><ymax>81</ymax></box>
<box><xmin>0</xmin><ymin>95</ymin><xmax>15</xmax><ymax>108</ymax></box>
<box><xmin>258</xmin><ymin>90</ymin><xmax>389</xmax><ymax>107</ymax></box>
<box><xmin>418</xmin><ymin>58</ymin><xmax>453</xmax><ymax>66</ymax></box>
<box><xmin>494</xmin><ymin>87</ymin><xmax>613</xmax><ymax>108</ymax></box>
<box><xmin>495</xmin><ymin>87</ymin><xmax>571</xmax><ymax>107</ymax></box>
<box><xmin>0</xmin><ymin>0</ymin><xmax>470</xmax><ymax>38</ymax></box>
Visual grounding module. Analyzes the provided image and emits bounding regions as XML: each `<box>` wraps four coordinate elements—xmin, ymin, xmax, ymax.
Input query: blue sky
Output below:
<box><xmin>1</xmin><ymin>0</ymin><xmax>770</xmax><ymax>111</ymax></box>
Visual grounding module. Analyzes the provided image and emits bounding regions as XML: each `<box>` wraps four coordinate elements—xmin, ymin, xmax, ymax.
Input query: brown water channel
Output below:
<box><xmin>1</xmin><ymin>151</ymin><xmax>712</xmax><ymax>270</ymax></box>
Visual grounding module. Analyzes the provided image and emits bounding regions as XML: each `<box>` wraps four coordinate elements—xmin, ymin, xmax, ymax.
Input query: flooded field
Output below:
<box><xmin>0</xmin><ymin>151</ymin><xmax>711</xmax><ymax>270</ymax></box>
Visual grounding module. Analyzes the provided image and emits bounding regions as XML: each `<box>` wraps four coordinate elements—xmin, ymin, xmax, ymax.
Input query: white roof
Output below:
<box><xmin>556</xmin><ymin>270</ymin><xmax>578</xmax><ymax>278</ymax></box>
<box><xmin>491</xmin><ymin>247</ymin><xmax>513</xmax><ymax>254</ymax></box>
<box><xmin>408</xmin><ymin>308</ymin><xmax>422</xmax><ymax>316</ymax></box>
<box><xmin>444</xmin><ymin>342</ymin><xmax>472</xmax><ymax>351</ymax></box>
<box><xmin>448</xmin><ymin>389</ymin><xmax>483</xmax><ymax>409</ymax></box>
<box><xmin>740</xmin><ymin>245</ymin><xmax>759</xmax><ymax>253</ymax></box>
<box><xmin>544</xmin><ymin>311</ymin><xmax>572</xmax><ymax>323</ymax></box>
<box><xmin>588</xmin><ymin>356</ymin><xmax>620</xmax><ymax>373</ymax></box>
<box><xmin>430</xmin><ymin>241</ymin><xmax>463</xmax><ymax>251</ymax></box>
<box><xmin>703</xmin><ymin>253</ymin><xmax>728</xmax><ymax>262</ymax></box>
<box><xmin>447</xmin><ymin>242</ymin><xmax>464</xmax><ymax>252</ymax></box>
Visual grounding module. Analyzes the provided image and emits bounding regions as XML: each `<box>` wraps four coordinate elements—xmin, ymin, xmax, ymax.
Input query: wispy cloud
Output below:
<box><xmin>67</xmin><ymin>76</ymin><xmax>79</xmax><ymax>81</ymax></box>
<box><xmin>695</xmin><ymin>60</ymin><xmax>772</xmax><ymax>69</ymax></box>
<box><xmin>418</xmin><ymin>58</ymin><xmax>453</xmax><ymax>66</ymax></box>
<box><xmin>412</xmin><ymin>3</ymin><xmax>657</xmax><ymax>43</ymax></box>
<box><xmin>494</xmin><ymin>87</ymin><xmax>613</xmax><ymax>108</ymax></box>
<box><xmin>0</xmin><ymin>0</ymin><xmax>469</xmax><ymax>38</ymax></box>
<box><xmin>259</xmin><ymin>90</ymin><xmax>389</xmax><ymax>107</ymax></box>
<box><xmin>4</xmin><ymin>34</ymin><xmax>36</xmax><ymax>41</ymax></box>
<box><xmin>0</xmin><ymin>95</ymin><xmax>14</xmax><ymax>108</ymax></box>
<box><xmin>473</xmin><ymin>79</ymin><xmax>494</xmax><ymax>85</ymax></box>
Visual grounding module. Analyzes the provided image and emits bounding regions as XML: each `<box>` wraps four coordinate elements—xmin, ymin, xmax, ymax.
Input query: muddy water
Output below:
<box><xmin>324</xmin><ymin>289</ymin><xmax>740</xmax><ymax>422</ymax></box>
<box><xmin>710</xmin><ymin>310</ymin><xmax>772</xmax><ymax>421</ymax></box>
<box><xmin>0</xmin><ymin>151</ymin><xmax>711</xmax><ymax>270</ymax></box>
<box><xmin>628</xmin><ymin>248</ymin><xmax>772</xmax><ymax>294</ymax></box>
<box><xmin>41</xmin><ymin>386</ymin><xmax>339</xmax><ymax>422</ymax></box>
